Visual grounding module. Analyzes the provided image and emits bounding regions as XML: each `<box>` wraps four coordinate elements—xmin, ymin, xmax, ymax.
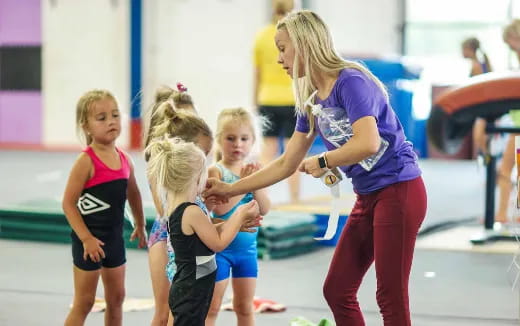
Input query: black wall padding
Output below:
<box><xmin>0</xmin><ymin>46</ymin><xmax>41</xmax><ymax>90</ymax></box>
<box><xmin>427</xmin><ymin>99</ymin><xmax>520</xmax><ymax>154</ymax></box>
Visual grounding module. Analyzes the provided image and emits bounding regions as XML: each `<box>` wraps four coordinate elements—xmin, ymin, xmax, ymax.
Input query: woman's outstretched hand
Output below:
<box><xmin>299</xmin><ymin>155</ymin><xmax>327</xmax><ymax>178</ymax></box>
<box><xmin>203</xmin><ymin>177</ymin><xmax>231</xmax><ymax>204</ymax></box>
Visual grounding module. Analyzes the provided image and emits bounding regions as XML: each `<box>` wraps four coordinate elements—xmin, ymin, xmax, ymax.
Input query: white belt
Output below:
<box><xmin>314</xmin><ymin>167</ymin><xmax>344</xmax><ymax>241</ymax></box>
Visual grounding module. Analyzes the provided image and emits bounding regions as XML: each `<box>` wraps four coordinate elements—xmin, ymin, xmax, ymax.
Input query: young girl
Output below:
<box><xmin>146</xmin><ymin>137</ymin><xmax>261</xmax><ymax>326</ymax></box>
<box><xmin>206</xmin><ymin>108</ymin><xmax>271</xmax><ymax>326</ymax></box>
<box><xmin>144</xmin><ymin>84</ymin><xmax>214</xmax><ymax>326</ymax></box>
<box><xmin>62</xmin><ymin>89</ymin><xmax>147</xmax><ymax>326</ymax></box>
<box><xmin>461</xmin><ymin>37</ymin><xmax>492</xmax><ymax>77</ymax></box>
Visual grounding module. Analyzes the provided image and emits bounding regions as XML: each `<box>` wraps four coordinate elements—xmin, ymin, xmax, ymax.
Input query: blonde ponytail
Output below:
<box><xmin>146</xmin><ymin>137</ymin><xmax>207</xmax><ymax>216</ymax></box>
<box><xmin>277</xmin><ymin>10</ymin><xmax>387</xmax><ymax>136</ymax></box>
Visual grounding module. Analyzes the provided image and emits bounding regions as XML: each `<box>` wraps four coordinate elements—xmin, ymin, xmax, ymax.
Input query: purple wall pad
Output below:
<box><xmin>0</xmin><ymin>91</ymin><xmax>41</xmax><ymax>143</ymax></box>
<box><xmin>0</xmin><ymin>0</ymin><xmax>41</xmax><ymax>45</ymax></box>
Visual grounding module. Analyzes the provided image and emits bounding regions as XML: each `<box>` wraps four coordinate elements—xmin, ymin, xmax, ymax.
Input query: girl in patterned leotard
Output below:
<box><xmin>145</xmin><ymin>137</ymin><xmax>260</xmax><ymax>326</ymax></box>
<box><xmin>143</xmin><ymin>84</ymin><xmax>214</xmax><ymax>326</ymax></box>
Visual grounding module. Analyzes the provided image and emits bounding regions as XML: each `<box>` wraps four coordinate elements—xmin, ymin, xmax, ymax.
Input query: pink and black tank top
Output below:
<box><xmin>76</xmin><ymin>146</ymin><xmax>130</xmax><ymax>235</ymax></box>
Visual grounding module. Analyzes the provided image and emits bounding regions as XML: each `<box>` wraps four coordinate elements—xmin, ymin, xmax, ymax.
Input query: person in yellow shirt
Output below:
<box><xmin>253</xmin><ymin>0</ymin><xmax>300</xmax><ymax>203</ymax></box>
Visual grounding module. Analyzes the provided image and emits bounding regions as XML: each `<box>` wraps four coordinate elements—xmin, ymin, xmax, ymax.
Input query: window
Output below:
<box><xmin>405</xmin><ymin>0</ymin><xmax>520</xmax><ymax>119</ymax></box>
<box><xmin>405</xmin><ymin>0</ymin><xmax>519</xmax><ymax>78</ymax></box>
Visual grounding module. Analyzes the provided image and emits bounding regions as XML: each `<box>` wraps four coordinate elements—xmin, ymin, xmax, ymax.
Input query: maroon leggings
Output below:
<box><xmin>323</xmin><ymin>177</ymin><xmax>427</xmax><ymax>326</ymax></box>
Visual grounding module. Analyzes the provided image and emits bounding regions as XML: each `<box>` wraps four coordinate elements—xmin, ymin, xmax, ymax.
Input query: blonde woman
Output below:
<box><xmin>205</xmin><ymin>10</ymin><xmax>427</xmax><ymax>325</ymax></box>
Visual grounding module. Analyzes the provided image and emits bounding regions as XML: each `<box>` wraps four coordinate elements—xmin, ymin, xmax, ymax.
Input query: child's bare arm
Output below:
<box><xmin>125</xmin><ymin>154</ymin><xmax>147</xmax><ymax>248</ymax></box>
<box><xmin>205</xmin><ymin>166</ymin><xmax>222</xmax><ymax>212</ymax></box>
<box><xmin>185</xmin><ymin>201</ymin><xmax>259</xmax><ymax>252</ymax></box>
<box><xmin>241</xmin><ymin>163</ymin><xmax>271</xmax><ymax>215</ymax></box>
<box><xmin>62</xmin><ymin>153</ymin><xmax>105</xmax><ymax>262</ymax></box>
<box><xmin>253</xmin><ymin>188</ymin><xmax>271</xmax><ymax>216</ymax></box>
<box><xmin>207</xmin><ymin>166</ymin><xmax>243</xmax><ymax>215</ymax></box>
<box><xmin>62</xmin><ymin>154</ymin><xmax>94</xmax><ymax>241</ymax></box>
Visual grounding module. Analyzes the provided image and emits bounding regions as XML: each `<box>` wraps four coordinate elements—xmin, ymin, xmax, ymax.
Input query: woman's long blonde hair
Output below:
<box><xmin>146</xmin><ymin>137</ymin><xmax>207</xmax><ymax>216</ymax></box>
<box><xmin>277</xmin><ymin>10</ymin><xmax>387</xmax><ymax>135</ymax></box>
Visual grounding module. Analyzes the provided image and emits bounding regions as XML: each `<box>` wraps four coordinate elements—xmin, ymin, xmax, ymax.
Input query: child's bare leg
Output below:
<box><xmin>148</xmin><ymin>241</ymin><xmax>171</xmax><ymax>326</ymax></box>
<box><xmin>205</xmin><ymin>279</ymin><xmax>229</xmax><ymax>326</ymax></box>
<box><xmin>64</xmin><ymin>266</ymin><xmax>100</xmax><ymax>326</ymax></box>
<box><xmin>167</xmin><ymin>311</ymin><xmax>174</xmax><ymax>326</ymax></box>
<box><xmin>496</xmin><ymin>135</ymin><xmax>516</xmax><ymax>223</ymax></box>
<box><xmin>473</xmin><ymin>118</ymin><xmax>487</xmax><ymax>155</ymax></box>
<box><xmin>101</xmin><ymin>264</ymin><xmax>126</xmax><ymax>326</ymax></box>
<box><xmin>232</xmin><ymin>278</ymin><xmax>256</xmax><ymax>326</ymax></box>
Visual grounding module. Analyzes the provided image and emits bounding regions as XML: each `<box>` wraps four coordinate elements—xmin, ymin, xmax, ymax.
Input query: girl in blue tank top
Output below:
<box><xmin>205</xmin><ymin>108</ymin><xmax>271</xmax><ymax>326</ymax></box>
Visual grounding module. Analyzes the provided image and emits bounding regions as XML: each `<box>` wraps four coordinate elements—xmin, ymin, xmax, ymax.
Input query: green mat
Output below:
<box><xmin>0</xmin><ymin>198</ymin><xmax>156</xmax><ymax>249</ymax></box>
<box><xmin>259</xmin><ymin>211</ymin><xmax>317</xmax><ymax>239</ymax></box>
<box><xmin>290</xmin><ymin>317</ymin><xmax>335</xmax><ymax>326</ymax></box>
<box><xmin>257</xmin><ymin>243</ymin><xmax>318</xmax><ymax>260</ymax></box>
<box><xmin>1</xmin><ymin>199</ymin><xmax>324</xmax><ymax>258</ymax></box>
<box><xmin>256</xmin><ymin>211</ymin><xmax>319</xmax><ymax>259</ymax></box>
<box><xmin>257</xmin><ymin>235</ymin><xmax>317</xmax><ymax>250</ymax></box>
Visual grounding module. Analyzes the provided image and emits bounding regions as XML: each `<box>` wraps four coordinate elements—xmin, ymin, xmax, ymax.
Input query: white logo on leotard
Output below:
<box><xmin>77</xmin><ymin>193</ymin><xmax>111</xmax><ymax>215</ymax></box>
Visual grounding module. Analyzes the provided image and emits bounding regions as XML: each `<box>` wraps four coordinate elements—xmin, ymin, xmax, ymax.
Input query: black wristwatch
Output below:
<box><xmin>318</xmin><ymin>152</ymin><xmax>328</xmax><ymax>169</ymax></box>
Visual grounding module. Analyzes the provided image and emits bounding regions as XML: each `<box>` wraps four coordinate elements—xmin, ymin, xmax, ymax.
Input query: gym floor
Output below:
<box><xmin>0</xmin><ymin>150</ymin><xmax>518</xmax><ymax>325</ymax></box>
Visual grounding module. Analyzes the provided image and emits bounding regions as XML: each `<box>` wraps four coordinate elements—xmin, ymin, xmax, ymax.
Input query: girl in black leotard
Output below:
<box><xmin>145</xmin><ymin>136</ymin><xmax>260</xmax><ymax>325</ymax></box>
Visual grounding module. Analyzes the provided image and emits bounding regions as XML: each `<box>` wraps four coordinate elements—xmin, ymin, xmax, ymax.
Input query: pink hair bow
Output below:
<box><xmin>176</xmin><ymin>83</ymin><xmax>188</xmax><ymax>92</ymax></box>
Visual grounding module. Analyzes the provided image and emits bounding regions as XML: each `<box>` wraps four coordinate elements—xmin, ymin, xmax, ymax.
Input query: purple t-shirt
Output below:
<box><xmin>295</xmin><ymin>68</ymin><xmax>421</xmax><ymax>194</ymax></box>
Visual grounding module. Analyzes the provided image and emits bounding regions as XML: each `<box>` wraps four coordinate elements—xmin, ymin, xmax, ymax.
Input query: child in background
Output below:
<box><xmin>462</xmin><ymin>37</ymin><xmax>494</xmax><ymax>160</ymax></box>
<box><xmin>63</xmin><ymin>89</ymin><xmax>147</xmax><ymax>326</ymax></box>
<box><xmin>461</xmin><ymin>37</ymin><xmax>492</xmax><ymax>77</ymax></box>
<box><xmin>146</xmin><ymin>137</ymin><xmax>261</xmax><ymax>326</ymax></box>
<box><xmin>144</xmin><ymin>84</ymin><xmax>214</xmax><ymax>326</ymax></box>
<box><xmin>206</xmin><ymin>108</ymin><xmax>271</xmax><ymax>326</ymax></box>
